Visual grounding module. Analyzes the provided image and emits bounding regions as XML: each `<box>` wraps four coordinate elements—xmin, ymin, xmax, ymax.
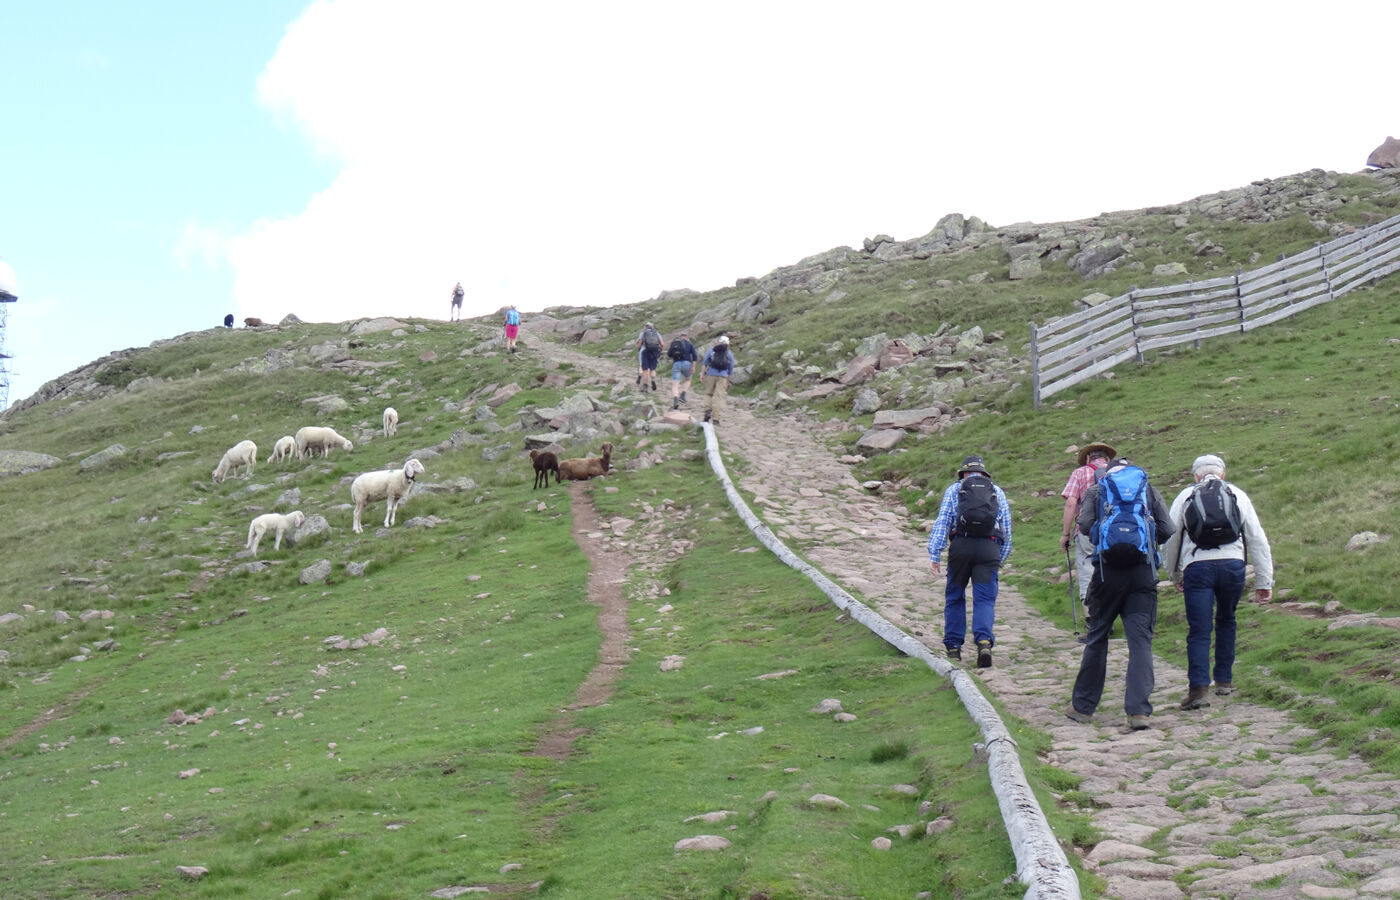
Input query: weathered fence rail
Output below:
<box><xmin>1030</xmin><ymin>212</ymin><xmax>1400</xmax><ymax>406</ymax></box>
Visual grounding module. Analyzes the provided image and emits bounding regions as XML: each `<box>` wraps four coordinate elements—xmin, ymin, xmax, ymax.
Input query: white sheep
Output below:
<box><xmin>267</xmin><ymin>435</ymin><xmax>297</xmax><ymax>464</ymax></box>
<box><xmin>383</xmin><ymin>407</ymin><xmax>398</xmax><ymax>437</ymax></box>
<box><xmin>350</xmin><ymin>458</ymin><xmax>425</xmax><ymax>534</ymax></box>
<box><xmin>295</xmin><ymin>426</ymin><xmax>353</xmax><ymax>459</ymax></box>
<box><xmin>246</xmin><ymin>510</ymin><xmax>306</xmax><ymax>555</ymax></box>
<box><xmin>212</xmin><ymin>439</ymin><xmax>257</xmax><ymax>483</ymax></box>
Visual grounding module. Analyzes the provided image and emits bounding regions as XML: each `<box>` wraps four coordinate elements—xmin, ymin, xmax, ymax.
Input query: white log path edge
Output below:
<box><xmin>702</xmin><ymin>421</ymin><xmax>1080</xmax><ymax>900</ymax></box>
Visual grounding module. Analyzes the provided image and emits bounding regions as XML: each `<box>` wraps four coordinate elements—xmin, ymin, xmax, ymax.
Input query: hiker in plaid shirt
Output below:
<box><xmin>1061</xmin><ymin>442</ymin><xmax>1115</xmax><ymax>640</ymax></box>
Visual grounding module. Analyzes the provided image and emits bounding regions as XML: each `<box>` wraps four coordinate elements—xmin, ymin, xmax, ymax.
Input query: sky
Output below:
<box><xmin>2</xmin><ymin>0</ymin><xmax>1396</xmax><ymax>409</ymax></box>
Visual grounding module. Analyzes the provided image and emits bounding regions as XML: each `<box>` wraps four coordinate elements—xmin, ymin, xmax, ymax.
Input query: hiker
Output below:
<box><xmin>503</xmin><ymin>305</ymin><xmax>520</xmax><ymax>352</ymax></box>
<box><xmin>700</xmin><ymin>335</ymin><xmax>735</xmax><ymax>425</ymax></box>
<box><xmin>666</xmin><ymin>331</ymin><xmax>699</xmax><ymax>410</ymax></box>
<box><xmin>223</xmin><ymin>313</ymin><xmax>234</xmax><ymax>328</ymax></box>
<box><xmin>926</xmin><ymin>455</ymin><xmax>1013</xmax><ymax>668</ymax></box>
<box><xmin>450</xmin><ymin>282</ymin><xmax>464</xmax><ymax>321</ymax></box>
<box><xmin>1162</xmin><ymin>454</ymin><xmax>1273</xmax><ymax>710</ymax></box>
<box><xmin>636</xmin><ymin>322</ymin><xmax>663</xmax><ymax>391</ymax></box>
<box><xmin>1061</xmin><ymin>441</ymin><xmax>1116</xmax><ymax>641</ymax></box>
<box><xmin>1067</xmin><ymin>457</ymin><xmax>1174</xmax><ymax>730</ymax></box>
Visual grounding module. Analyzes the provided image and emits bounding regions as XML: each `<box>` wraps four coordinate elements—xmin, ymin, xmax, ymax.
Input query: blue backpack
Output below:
<box><xmin>1094</xmin><ymin>464</ymin><xmax>1156</xmax><ymax>568</ymax></box>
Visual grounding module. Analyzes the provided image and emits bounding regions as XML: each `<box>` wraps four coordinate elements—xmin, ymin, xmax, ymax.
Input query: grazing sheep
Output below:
<box><xmin>558</xmin><ymin>442</ymin><xmax>614</xmax><ymax>481</ymax></box>
<box><xmin>295</xmin><ymin>426</ymin><xmax>353</xmax><ymax>459</ymax></box>
<box><xmin>212</xmin><ymin>439</ymin><xmax>257</xmax><ymax>483</ymax></box>
<box><xmin>267</xmin><ymin>435</ymin><xmax>297</xmax><ymax>464</ymax></box>
<box><xmin>246</xmin><ymin>510</ymin><xmax>306</xmax><ymax>555</ymax></box>
<box><xmin>530</xmin><ymin>449</ymin><xmax>560</xmax><ymax>489</ymax></box>
<box><xmin>244</xmin><ymin>317</ymin><xmax>264</xmax><ymax>327</ymax></box>
<box><xmin>351</xmin><ymin>458</ymin><xmax>426</xmax><ymax>534</ymax></box>
<box><xmin>383</xmin><ymin>407</ymin><xmax>398</xmax><ymax>437</ymax></box>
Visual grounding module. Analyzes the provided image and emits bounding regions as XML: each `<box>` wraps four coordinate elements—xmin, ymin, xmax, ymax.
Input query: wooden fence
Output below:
<box><xmin>1029</xmin><ymin>212</ymin><xmax>1400</xmax><ymax>407</ymax></box>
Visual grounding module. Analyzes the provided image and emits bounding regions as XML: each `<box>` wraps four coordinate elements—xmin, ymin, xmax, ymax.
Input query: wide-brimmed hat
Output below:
<box><xmin>957</xmin><ymin>455</ymin><xmax>989</xmax><ymax>477</ymax></box>
<box><xmin>1077</xmin><ymin>442</ymin><xmax>1117</xmax><ymax>468</ymax></box>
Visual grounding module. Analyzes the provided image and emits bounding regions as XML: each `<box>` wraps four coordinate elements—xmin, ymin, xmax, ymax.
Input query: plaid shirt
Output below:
<box><xmin>926</xmin><ymin>480</ymin><xmax>1013</xmax><ymax>566</ymax></box>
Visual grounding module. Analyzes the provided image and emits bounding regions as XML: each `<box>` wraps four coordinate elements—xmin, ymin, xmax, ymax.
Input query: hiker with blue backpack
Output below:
<box><xmin>926</xmin><ymin>455</ymin><xmax>1013</xmax><ymax>668</ymax></box>
<box><xmin>1066</xmin><ymin>457</ymin><xmax>1175</xmax><ymax>730</ymax></box>
<box><xmin>1162</xmin><ymin>454</ymin><xmax>1273</xmax><ymax>711</ymax></box>
<box><xmin>504</xmin><ymin>305</ymin><xmax>521</xmax><ymax>353</ymax></box>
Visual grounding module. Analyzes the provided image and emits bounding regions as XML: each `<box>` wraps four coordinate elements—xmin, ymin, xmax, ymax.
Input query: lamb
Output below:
<box><xmin>295</xmin><ymin>425</ymin><xmax>354</xmax><ymax>459</ymax></box>
<box><xmin>212</xmin><ymin>439</ymin><xmax>257</xmax><ymax>483</ymax></box>
<box><xmin>350</xmin><ymin>458</ymin><xmax>425</xmax><ymax>533</ymax></box>
<box><xmin>557</xmin><ymin>442</ymin><xmax>614</xmax><ymax>481</ymax></box>
<box><xmin>267</xmin><ymin>435</ymin><xmax>297</xmax><ymax>464</ymax></box>
<box><xmin>383</xmin><ymin>407</ymin><xmax>398</xmax><ymax>437</ymax></box>
<box><xmin>246</xmin><ymin>510</ymin><xmax>306</xmax><ymax>555</ymax></box>
<box><xmin>530</xmin><ymin>449</ymin><xmax>560</xmax><ymax>489</ymax></box>
<box><xmin>244</xmin><ymin>317</ymin><xmax>264</xmax><ymax>327</ymax></box>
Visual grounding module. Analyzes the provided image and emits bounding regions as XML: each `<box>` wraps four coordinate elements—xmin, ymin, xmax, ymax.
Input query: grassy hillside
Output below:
<box><xmin>5</xmin><ymin>166</ymin><xmax>1400</xmax><ymax>896</ymax></box>
<box><xmin>0</xmin><ymin>323</ymin><xmax>1039</xmax><ymax>898</ymax></box>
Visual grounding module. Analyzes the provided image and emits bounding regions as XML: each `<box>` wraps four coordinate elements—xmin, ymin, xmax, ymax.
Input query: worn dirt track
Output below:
<box><xmin>526</xmin><ymin>324</ymin><xmax>1400</xmax><ymax>899</ymax></box>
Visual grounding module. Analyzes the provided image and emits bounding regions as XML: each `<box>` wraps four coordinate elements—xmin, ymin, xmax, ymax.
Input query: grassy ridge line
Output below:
<box><xmin>0</xmin><ymin>323</ymin><xmax>1068</xmax><ymax>897</ymax></box>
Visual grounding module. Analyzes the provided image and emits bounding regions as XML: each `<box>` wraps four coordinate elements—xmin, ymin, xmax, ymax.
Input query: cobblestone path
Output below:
<box><xmin>530</xmin><ymin>328</ymin><xmax>1400</xmax><ymax>898</ymax></box>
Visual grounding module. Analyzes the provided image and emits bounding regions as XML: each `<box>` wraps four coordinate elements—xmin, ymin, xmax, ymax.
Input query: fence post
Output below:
<box><xmin>1188</xmin><ymin>281</ymin><xmax>1202</xmax><ymax>351</ymax></box>
<box><xmin>1317</xmin><ymin>241</ymin><xmax>1333</xmax><ymax>301</ymax></box>
<box><xmin>1129</xmin><ymin>288</ymin><xmax>1144</xmax><ymax>364</ymax></box>
<box><xmin>1029</xmin><ymin>321</ymin><xmax>1041</xmax><ymax>410</ymax></box>
<box><xmin>1235</xmin><ymin>266</ymin><xmax>1246</xmax><ymax>332</ymax></box>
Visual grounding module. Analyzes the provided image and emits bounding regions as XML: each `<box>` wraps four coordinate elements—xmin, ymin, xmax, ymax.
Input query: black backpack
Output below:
<box><xmin>710</xmin><ymin>343</ymin><xmax>730</xmax><ymax>368</ymax></box>
<box><xmin>642</xmin><ymin>328</ymin><xmax>662</xmax><ymax>350</ymax></box>
<box><xmin>667</xmin><ymin>338</ymin><xmax>687</xmax><ymax>361</ymax></box>
<box><xmin>955</xmin><ymin>474</ymin><xmax>999</xmax><ymax>538</ymax></box>
<box><xmin>1184</xmin><ymin>479</ymin><xmax>1243</xmax><ymax>550</ymax></box>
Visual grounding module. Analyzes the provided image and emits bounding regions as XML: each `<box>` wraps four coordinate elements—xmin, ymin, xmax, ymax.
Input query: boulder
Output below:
<box><xmin>856</xmin><ymin>429</ymin><xmax>905</xmax><ymax>453</ymax></box>
<box><xmin>346</xmin><ymin>317</ymin><xmax>407</xmax><ymax>335</ymax></box>
<box><xmin>852</xmin><ymin>389</ymin><xmax>881</xmax><ymax>416</ymax></box>
<box><xmin>299</xmin><ymin>560</ymin><xmax>333</xmax><ymax>585</ymax></box>
<box><xmin>0</xmin><ymin>449</ymin><xmax>62</xmax><ymax>477</ymax></box>
<box><xmin>837</xmin><ymin>356</ymin><xmax>878</xmax><ymax>386</ymax></box>
<box><xmin>877</xmin><ymin>340</ymin><xmax>916</xmax><ymax>371</ymax></box>
<box><xmin>1367</xmin><ymin>136</ymin><xmax>1400</xmax><ymax>169</ymax></box>
<box><xmin>873</xmin><ymin>405</ymin><xmax>951</xmax><ymax>431</ymax></box>
<box><xmin>79</xmin><ymin>444</ymin><xmax>127</xmax><ymax>471</ymax></box>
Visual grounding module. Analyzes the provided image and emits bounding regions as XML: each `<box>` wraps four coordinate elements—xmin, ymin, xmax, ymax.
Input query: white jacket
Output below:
<box><xmin>1162</xmin><ymin>475</ymin><xmax>1273</xmax><ymax>589</ymax></box>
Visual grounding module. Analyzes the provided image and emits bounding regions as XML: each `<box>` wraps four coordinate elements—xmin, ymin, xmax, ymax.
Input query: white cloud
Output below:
<box><xmin>220</xmin><ymin>0</ymin><xmax>1398</xmax><ymax>328</ymax></box>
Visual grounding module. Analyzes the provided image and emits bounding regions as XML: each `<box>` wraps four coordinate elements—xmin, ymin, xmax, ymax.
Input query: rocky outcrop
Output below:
<box><xmin>1368</xmin><ymin>137</ymin><xmax>1400</xmax><ymax>169</ymax></box>
<box><xmin>0</xmin><ymin>449</ymin><xmax>62</xmax><ymax>477</ymax></box>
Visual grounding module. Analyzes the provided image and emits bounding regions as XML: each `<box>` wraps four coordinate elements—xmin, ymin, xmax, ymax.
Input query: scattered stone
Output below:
<box><xmin>674</xmin><ymin>835</ymin><xmax>731</xmax><ymax>851</ymax></box>
<box><xmin>175</xmin><ymin>865</ymin><xmax>209</xmax><ymax>880</ymax></box>
<box><xmin>810</xmin><ymin>699</ymin><xmax>843</xmax><ymax>714</ymax></box>
<box><xmin>1346</xmin><ymin>531</ymin><xmax>1388</xmax><ymax>552</ymax></box>
<box><xmin>871</xmin><ymin>836</ymin><xmax>893</xmax><ymax>850</ymax></box>
<box><xmin>808</xmin><ymin>794</ymin><xmax>849</xmax><ymax>809</ymax></box>
<box><xmin>660</xmin><ymin>655</ymin><xmax>685</xmax><ymax>672</ymax></box>
<box><xmin>299</xmin><ymin>559</ymin><xmax>333</xmax><ymax>584</ymax></box>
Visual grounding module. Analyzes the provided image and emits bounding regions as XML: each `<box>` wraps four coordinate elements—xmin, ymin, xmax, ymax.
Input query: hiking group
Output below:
<box><xmin>636</xmin><ymin>325</ymin><xmax>734</xmax><ymax>425</ymax></box>
<box><xmin>932</xmin><ymin>446</ymin><xmax>1272</xmax><ymax>731</ymax></box>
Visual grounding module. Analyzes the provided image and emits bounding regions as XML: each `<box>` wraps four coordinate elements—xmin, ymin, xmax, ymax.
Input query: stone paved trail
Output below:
<box><xmin>528</xmin><ymin>328</ymin><xmax>1400</xmax><ymax>899</ymax></box>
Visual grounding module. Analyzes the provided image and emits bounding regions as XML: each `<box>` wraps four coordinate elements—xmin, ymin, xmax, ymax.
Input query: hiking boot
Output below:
<box><xmin>651</xmin><ymin>380</ymin><xmax>657</xmax><ymax>391</ymax></box>
<box><xmin>946</xmin><ymin>647</ymin><xmax>961</xmax><ymax>662</ymax></box>
<box><xmin>1214</xmin><ymin>682</ymin><xmax>1235</xmax><ymax>696</ymax></box>
<box><xmin>1181</xmin><ymin>686</ymin><xmax>1212</xmax><ymax>710</ymax></box>
<box><xmin>636</xmin><ymin>374</ymin><xmax>641</xmax><ymax>385</ymax></box>
<box><xmin>976</xmin><ymin>640</ymin><xmax>993</xmax><ymax>669</ymax></box>
<box><xmin>680</xmin><ymin>391</ymin><xmax>687</xmax><ymax>402</ymax></box>
<box><xmin>1129</xmin><ymin>715</ymin><xmax>1151</xmax><ymax>731</ymax></box>
<box><xmin>672</xmin><ymin>398</ymin><xmax>680</xmax><ymax>410</ymax></box>
<box><xmin>703</xmin><ymin>410</ymin><xmax>711</xmax><ymax>422</ymax></box>
<box><xmin>1065</xmin><ymin>706</ymin><xmax>1094</xmax><ymax>724</ymax></box>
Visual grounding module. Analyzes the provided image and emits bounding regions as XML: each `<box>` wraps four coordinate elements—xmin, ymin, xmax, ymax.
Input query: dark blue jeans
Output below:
<box><xmin>1072</xmin><ymin>563</ymin><xmax>1158</xmax><ymax>717</ymax></box>
<box><xmin>1182</xmin><ymin>558</ymin><xmax>1247</xmax><ymax>687</ymax></box>
<box><xmin>943</xmin><ymin>535</ymin><xmax>1001</xmax><ymax>649</ymax></box>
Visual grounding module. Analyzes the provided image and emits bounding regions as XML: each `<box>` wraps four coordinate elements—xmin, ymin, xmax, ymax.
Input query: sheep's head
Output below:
<box><xmin>404</xmin><ymin>458</ymin><xmax>425</xmax><ymax>480</ymax></box>
<box><xmin>289</xmin><ymin>511</ymin><xmax>306</xmax><ymax>528</ymax></box>
<box><xmin>529</xmin><ymin>450</ymin><xmax>540</xmax><ymax>462</ymax></box>
<box><xmin>340</xmin><ymin>438</ymin><xmax>354</xmax><ymax>451</ymax></box>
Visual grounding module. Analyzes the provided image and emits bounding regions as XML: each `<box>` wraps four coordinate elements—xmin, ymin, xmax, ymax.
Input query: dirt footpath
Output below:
<box><xmin>528</xmin><ymin>327</ymin><xmax>1400</xmax><ymax>899</ymax></box>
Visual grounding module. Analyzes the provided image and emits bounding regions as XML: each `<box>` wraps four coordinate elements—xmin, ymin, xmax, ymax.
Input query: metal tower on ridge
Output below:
<box><xmin>0</xmin><ymin>260</ymin><xmax>17</xmax><ymax>413</ymax></box>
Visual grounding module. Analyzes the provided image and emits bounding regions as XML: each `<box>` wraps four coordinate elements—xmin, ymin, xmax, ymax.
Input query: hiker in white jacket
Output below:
<box><xmin>1162</xmin><ymin>454</ymin><xmax>1273</xmax><ymax>712</ymax></box>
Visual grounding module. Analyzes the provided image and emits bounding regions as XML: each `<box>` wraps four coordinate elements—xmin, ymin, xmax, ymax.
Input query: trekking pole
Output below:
<box><xmin>1064</xmin><ymin>545</ymin><xmax>1080</xmax><ymax>636</ymax></box>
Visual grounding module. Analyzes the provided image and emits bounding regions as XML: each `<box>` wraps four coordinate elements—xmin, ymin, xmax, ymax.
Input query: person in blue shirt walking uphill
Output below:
<box><xmin>503</xmin><ymin>305</ymin><xmax>520</xmax><ymax>352</ymax></box>
<box><xmin>926</xmin><ymin>455</ymin><xmax>1013</xmax><ymax>668</ymax></box>
<box><xmin>700</xmin><ymin>335</ymin><xmax>735</xmax><ymax>425</ymax></box>
<box><xmin>1066</xmin><ymin>457</ymin><xmax>1174</xmax><ymax>731</ymax></box>
<box><xmin>666</xmin><ymin>331</ymin><xmax>699</xmax><ymax>410</ymax></box>
<box><xmin>1162</xmin><ymin>454</ymin><xmax>1273</xmax><ymax>711</ymax></box>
